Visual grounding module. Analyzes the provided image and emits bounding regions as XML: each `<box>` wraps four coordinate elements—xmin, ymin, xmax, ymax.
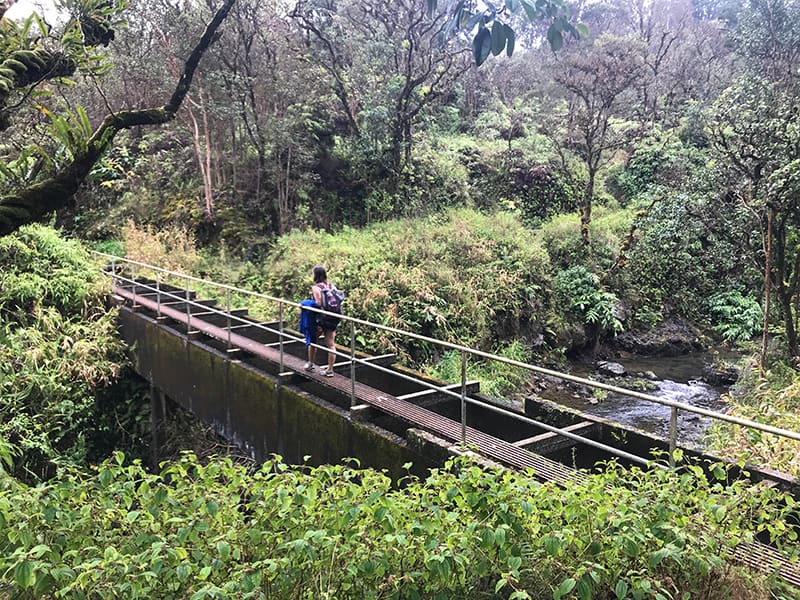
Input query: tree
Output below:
<box><xmin>552</xmin><ymin>33</ymin><xmax>645</xmax><ymax>248</ymax></box>
<box><xmin>705</xmin><ymin>0</ymin><xmax>800</xmax><ymax>366</ymax></box>
<box><xmin>215</xmin><ymin>0</ymin><xmax>325</xmax><ymax>234</ymax></box>
<box><xmin>0</xmin><ymin>0</ymin><xmax>236</xmax><ymax>237</ymax></box>
<box><xmin>293</xmin><ymin>0</ymin><xmax>471</xmax><ymax>172</ymax></box>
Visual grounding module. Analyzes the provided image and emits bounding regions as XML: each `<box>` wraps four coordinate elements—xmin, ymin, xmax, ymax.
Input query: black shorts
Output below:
<box><xmin>320</xmin><ymin>317</ymin><xmax>340</xmax><ymax>331</ymax></box>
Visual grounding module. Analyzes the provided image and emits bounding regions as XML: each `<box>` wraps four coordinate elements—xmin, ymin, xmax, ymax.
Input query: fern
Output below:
<box><xmin>708</xmin><ymin>291</ymin><xmax>762</xmax><ymax>342</ymax></box>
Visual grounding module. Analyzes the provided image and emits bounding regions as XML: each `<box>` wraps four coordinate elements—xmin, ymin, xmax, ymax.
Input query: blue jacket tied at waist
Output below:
<box><xmin>299</xmin><ymin>299</ymin><xmax>319</xmax><ymax>345</ymax></box>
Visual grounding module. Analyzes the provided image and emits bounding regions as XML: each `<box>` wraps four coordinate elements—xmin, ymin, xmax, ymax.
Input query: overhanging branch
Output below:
<box><xmin>0</xmin><ymin>0</ymin><xmax>236</xmax><ymax>237</ymax></box>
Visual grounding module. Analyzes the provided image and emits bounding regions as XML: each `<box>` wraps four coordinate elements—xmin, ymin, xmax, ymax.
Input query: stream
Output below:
<box><xmin>541</xmin><ymin>353</ymin><xmax>735</xmax><ymax>449</ymax></box>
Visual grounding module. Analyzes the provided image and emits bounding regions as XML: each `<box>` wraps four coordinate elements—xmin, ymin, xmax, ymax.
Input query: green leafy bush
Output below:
<box><xmin>0</xmin><ymin>224</ymin><xmax>101</xmax><ymax>322</ymax></box>
<box><xmin>553</xmin><ymin>266</ymin><xmax>623</xmax><ymax>336</ymax></box>
<box><xmin>0</xmin><ymin>225</ymin><xmax>126</xmax><ymax>480</ymax></box>
<box><xmin>427</xmin><ymin>340</ymin><xmax>531</xmax><ymax>402</ymax></box>
<box><xmin>261</xmin><ymin>208</ymin><xmax>551</xmax><ymax>362</ymax></box>
<box><xmin>615</xmin><ymin>193</ymin><xmax>754</xmax><ymax>323</ymax></box>
<box><xmin>708</xmin><ymin>291</ymin><xmax>762</xmax><ymax>342</ymax></box>
<box><xmin>608</xmin><ymin>132</ymin><xmax>706</xmax><ymax>205</ymax></box>
<box><xmin>0</xmin><ymin>452</ymin><xmax>795</xmax><ymax>599</ymax></box>
<box><xmin>708</xmin><ymin>356</ymin><xmax>800</xmax><ymax>477</ymax></box>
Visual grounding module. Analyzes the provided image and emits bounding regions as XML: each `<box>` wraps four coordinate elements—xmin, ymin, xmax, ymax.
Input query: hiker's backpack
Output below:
<box><xmin>320</xmin><ymin>283</ymin><xmax>345</xmax><ymax>315</ymax></box>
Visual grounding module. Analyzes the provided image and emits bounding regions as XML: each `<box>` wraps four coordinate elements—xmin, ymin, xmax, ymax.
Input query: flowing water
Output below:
<box><xmin>544</xmin><ymin>353</ymin><xmax>734</xmax><ymax>449</ymax></box>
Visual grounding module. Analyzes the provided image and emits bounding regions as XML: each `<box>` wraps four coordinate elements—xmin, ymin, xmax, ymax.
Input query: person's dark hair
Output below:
<box><xmin>312</xmin><ymin>265</ymin><xmax>327</xmax><ymax>284</ymax></box>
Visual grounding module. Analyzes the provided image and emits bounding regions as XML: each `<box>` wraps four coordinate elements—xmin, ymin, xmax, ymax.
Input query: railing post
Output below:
<box><xmin>185</xmin><ymin>276</ymin><xmax>191</xmax><ymax>332</ymax></box>
<box><xmin>461</xmin><ymin>350</ymin><xmax>467</xmax><ymax>445</ymax></box>
<box><xmin>226</xmin><ymin>289</ymin><xmax>232</xmax><ymax>350</ymax></box>
<box><xmin>669</xmin><ymin>406</ymin><xmax>678</xmax><ymax>468</ymax></box>
<box><xmin>156</xmin><ymin>272</ymin><xmax>162</xmax><ymax>318</ymax></box>
<box><xmin>350</xmin><ymin>320</ymin><xmax>356</xmax><ymax>408</ymax></box>
<box><xmin>279</xmin><ymin>303</ymin><xmax>285</xmax><ymax>374</ymax></box>
<box><xmin>131</xmin><ymin>264</ymin><xmax>137</xmax><ymax>311</ymax></box>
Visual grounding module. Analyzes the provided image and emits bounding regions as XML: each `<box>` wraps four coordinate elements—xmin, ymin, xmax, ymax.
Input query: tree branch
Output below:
<box><xmin>0</xmin><ymin>0</ymin><xmax>236</xmax><ymax>237</ymax></box>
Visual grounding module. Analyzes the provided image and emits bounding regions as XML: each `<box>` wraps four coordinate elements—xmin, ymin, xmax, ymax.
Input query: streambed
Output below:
<box><xmin>540</xmin><ymin>353</ymin><xmax>737</xmax><ymax>449</ymax></box>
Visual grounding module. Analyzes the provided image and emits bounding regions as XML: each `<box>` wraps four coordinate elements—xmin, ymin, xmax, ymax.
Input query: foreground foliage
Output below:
<box><xmin>0</xmin><ymin>452</ymin><xmax>796</xmax><ymax>599</ymax></box>
<box><xmin>708</xmin><ymin>357</ymin><xmax>800</xmax><ymax>479</ymax></box>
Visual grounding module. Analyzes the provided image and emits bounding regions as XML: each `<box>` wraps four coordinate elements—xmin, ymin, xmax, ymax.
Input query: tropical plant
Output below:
<box><xmin>0</xmin><ymin>225</ymin><xmax>126</xmax><ymax>481</ymax></box>
<box><xmin>709</xmin><ymin>291</ymin><xmax>762</xmax><ymax>343</ymax></box>
<box><xmin>553</xmin><ymin>265</ymin><xmax>623</xmax><ymax>337</ymax></box>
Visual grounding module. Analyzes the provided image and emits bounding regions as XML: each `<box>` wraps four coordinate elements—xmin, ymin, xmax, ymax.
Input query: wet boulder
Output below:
<box><xmin>702</xmin><ymin>362</ymin><xmax>739</xmax><ymax>386</ymax></box>
<box><xmin>609</xmin><ymin>317</ymin><xmax>706</xmax><ymax>356</ymax></box>
<box><xmin>597</xmin><ymin>361</ymin><xmax>626</xmax><ymax>376</ymax></box>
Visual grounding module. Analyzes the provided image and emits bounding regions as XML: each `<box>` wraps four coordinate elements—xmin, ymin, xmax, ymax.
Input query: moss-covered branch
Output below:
<box><xmin>0</xmin><ymin>0</ymin><xmax>236</xmax><ymax>238</ymax></box>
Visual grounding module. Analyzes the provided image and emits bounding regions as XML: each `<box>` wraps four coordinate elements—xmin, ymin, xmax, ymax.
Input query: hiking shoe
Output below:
<box><xmin>304</xmin><ymin>362</ymin><xmax>314</xmax><ymax>372</ymax></box>
<box><xmin>320</xmin><ymin>366</ymin><xmax>334</xmax><ymax>377</ymax></box>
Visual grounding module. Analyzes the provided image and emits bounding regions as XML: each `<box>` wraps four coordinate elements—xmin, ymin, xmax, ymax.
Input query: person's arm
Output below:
<box><xmin>312</xmin><ymin>284</ymin><xmax>322</xmax><ymax>305</ymax></box>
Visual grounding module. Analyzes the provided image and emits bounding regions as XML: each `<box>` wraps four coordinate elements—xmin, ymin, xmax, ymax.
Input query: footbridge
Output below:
<box><xmin>98</xmin><ymin>254</ymin><xmax>800</xmax><ymax>586</ymax></box>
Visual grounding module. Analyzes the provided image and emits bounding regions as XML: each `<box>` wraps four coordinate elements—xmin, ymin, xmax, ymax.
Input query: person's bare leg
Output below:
<box><xmin>305</xmin><ymin>330</ymin><xmax>318</xmax><ymax>370</ymax></box>
<box><xmin>326</xmin><ymin>329</ymin><xmax>336</xmax><ymax>373</ymax></box>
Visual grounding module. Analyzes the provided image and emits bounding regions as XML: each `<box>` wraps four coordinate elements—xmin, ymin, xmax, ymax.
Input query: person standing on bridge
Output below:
<box><xmin>304</xmin><ymin>265</ymin><xmax>340</xmax><ymax>377</ymax></box>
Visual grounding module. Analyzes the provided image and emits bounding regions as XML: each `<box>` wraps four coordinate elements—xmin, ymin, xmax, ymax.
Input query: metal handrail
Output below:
<box><xmin>94</xmin><ymin>252</ymin><xmax>800</xmax><ymax>469</ymax></box>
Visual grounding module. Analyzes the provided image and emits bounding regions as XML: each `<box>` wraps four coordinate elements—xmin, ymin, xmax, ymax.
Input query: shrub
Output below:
<box><xmin>553</xmin><ymin>265</ymin><xmax>623</xmax><ymax>337</ymax></box>
<box><xmin>0</xmin><ymin>224</ymin><xmax>101</xmax><ymax>322</ymax></box>
<box><xmin>609</xmin><ymin>132</ymin><xmax>706</xmax><ymax>205</ymax></box>
<box><xmin>708</xmin><ymin>356</ymin><xmax>800</xmax><ymax>477</ymax></box>
<box><xmin>0</xmin><ymin>452</ymin><xmax>795</xmax><ymax>599</ymax></box>
<box><xmin>261</xmin><ymin>208</ymin><xmax>551</xmax><ymax>362</ymax></box>
<box><xmin>121</xmin><ymin>219</ymin><xmax>201</xmax><ymax>275</ymax></box>
<box><xmin>0</xmin><ymin>226</ymin><xmax>126</xmax><ymax>481</ymax></box>
<box><xmin>427</xmin><ymin>340</ymin><xmax>532</xmax><ymax>402</ymax></box>
<box><xmin>709</xmin><ymin>291</ymin><xmax>763</xmax><ymax>342</ymax></box>
<box><xmin>616</xmin><ymin>193</ymin><xmax>750</xmax><ymax>322</ymax></box>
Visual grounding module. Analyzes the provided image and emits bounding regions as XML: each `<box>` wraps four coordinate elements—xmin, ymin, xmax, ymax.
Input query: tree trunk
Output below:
<box><xmin>760</xmin><ymin>206</ymin><xmax>773</xmax><ymax>373</ymax></box>
<box><xmin>185</xmin><ymin>88</ymin><xmax>215</xmax><ymax>220</ymax></box>
<box><xmin>580</xmin><ymin>169</ymin><xmax>596</xmax><ymax>247</ymax></box>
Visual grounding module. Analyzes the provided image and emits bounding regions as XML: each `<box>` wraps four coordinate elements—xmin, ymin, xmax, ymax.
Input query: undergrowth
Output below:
<box><xmin>0</xmin><ymin>452</ymin><xmax>796</xmax><ymax>599</ymax></box>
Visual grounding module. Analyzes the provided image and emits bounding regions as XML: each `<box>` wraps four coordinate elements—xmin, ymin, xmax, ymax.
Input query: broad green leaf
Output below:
<box><xmin>614</xmin><ymin>580</ymin><xmax>629</xmax><ymax>599</ymax></box>
<box><xmin>577</xmin><ymin>577</ymin><xmax>592</xmax><ymax>600</ymax></box>
<box><xmin>491</xmin><ymin>21</ymin><xmax>506</xmax><ymax>56</ymax></box>
<box><xmin>520</xmin><ymin>0</ymin><xmax>539</xmax><ymax>21</ymax></box>
<box><xmin>472</xmin><ymin>26</ymin><xmax>492</xmax><ymax>66</ymax></box>
<box><xmin>554</xmin><ymin>577</ymin><xmax>576</xmax><ymax>600</ymax></box>
<box><xmin>99</xmin><ymin>468</ymin><xmax>113</xmax><ymax>486</ymax></box>
<box><xmin>466</xmin><ymin>11</ymin><xmax>484</xmax><ymax>31</ymax></box>
<box><xmin>15</xmin><ymin>561</ymin><xmax>34</xmax><ymax>588</ymax></box>
<box><xmin>648</xmin><ymin>548</ymin><xmax>670</xmax><ymax>567</ymax></box>
<box><xmin>503</xmin><ymin>24</ymin><xmax>516</xmax><ymax>56</ymax></box>
<box><xmin>543</xmin><ymin>535</ymin><xmax>561</xmax><ymax>556</ymax></box>
<box><xmin>217</xmin><ymin>541</ymin><xmax>230</xmax><ymax>560</ymax></box>
<box><xmin>547</xmin><ymin>26</ymin><xmax>563</xmax><ymax>51</ymax></box>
